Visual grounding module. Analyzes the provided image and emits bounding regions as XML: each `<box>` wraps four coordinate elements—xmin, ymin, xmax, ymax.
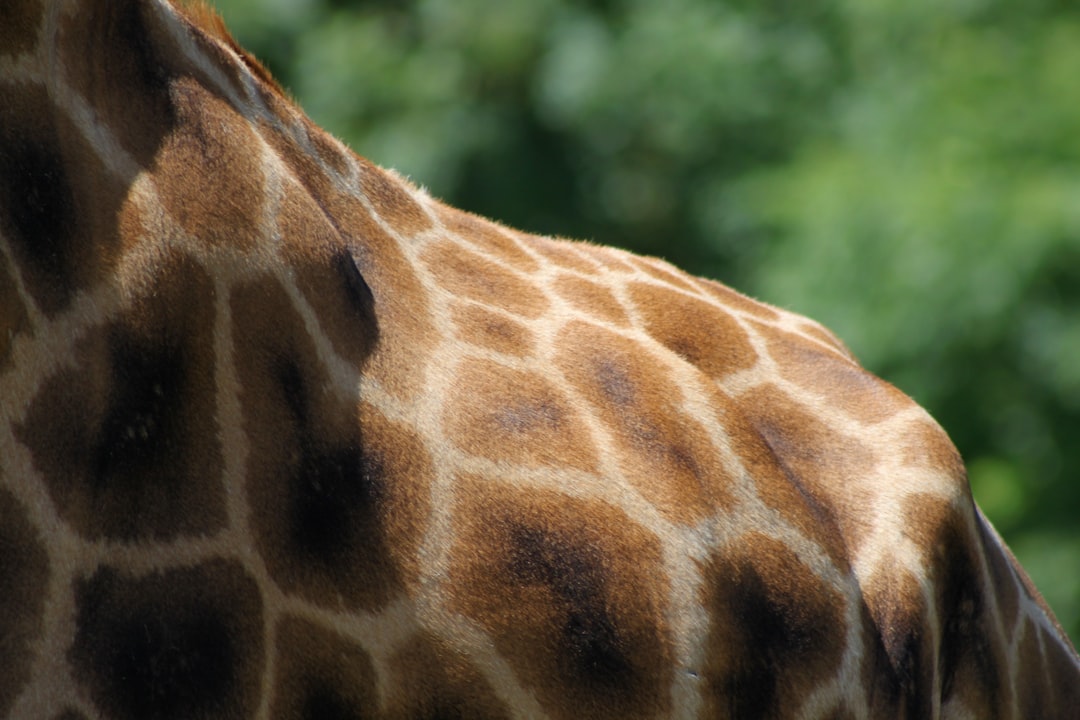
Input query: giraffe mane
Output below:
<box><xmin>175</xmin><ymin>0</ymin><xmax>285</xmax><ymax>95</ymax></box>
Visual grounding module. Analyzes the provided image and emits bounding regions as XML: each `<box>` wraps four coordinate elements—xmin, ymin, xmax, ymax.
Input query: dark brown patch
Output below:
<box><xmin>441</xmin><ymin>205</ymin><xmax>540</xmax><ymax>272</ymax></box>
<box><xmin>0</xmin><ymin>83</ymin><xmax>127</xmax><ymax>315</ymax></box>
<box><xmin>235</xmin><ymin>277</ymin><xmax>431</xmax><ymax>610</ymax></box>
<box><xmin>451</xmin><ymin>302</ymin><xmax>536</xmax><ymax>357</ymax></box>
<box><xmin>269</xmin><ymin>617</ymin><xmax>378</xmax><ymax>720</ymax></box>
<box><xmin>278</xmin><ymin>182</ymin><xmax>378</xmax><ymax>365</ymax></box>
<box><xmin>555</xmin><ymin>321</ymin><xmax>735</xmax><ymax>523</ymax></box>
<box><xmin>760</xmin><ymin>324</ymin><xmax>907</xmax><ymax>425</ymax></box>
<box><xmin>422</xmin><ymin>241</ymin><xmax>549</xmax><ymax>319</ymax></box>
<box><xmin>725</xmin><ymin>409</ymin><xmax>850</xmax><ymax>569</ymax></box>
<box><xmin>15</xmin><ymin>255</ymin><xmax>224</xmax><ymax>541</ymax></box>
<box><xmin>70</xmin><ymin>560</ymin><xmax>263</xmax><ymax>720</ymax></box>
<box><xmin>1015</xmin><ymin>624</ymin><xmax>1053</xmax><ymax>719</ymax></box>
<box><xmin>553</xmin><ymin>275</ymin><xmax>630</xmax><ymax>326</ymax></box>
<box><xmin>258</xmin><ymin>116</ymin><xmax>439</xmax><ymax>402</ymax></box>
<box><xmin>153</xmin><ymin>78</ymin><xmax>264</xmax><ymax>249</ymax></box>
<box><xmin>861</xmin><ymin>566</ymin><xmax>935</xmax><ymax>717</ymax></box>
<box><xmin>0</xmin><ymin>488</ymin><xmax>50</xmax><ymax>717</ymax></box>
<box><xmin>628</xmin><ymin>281</ymin><xmax>758</xmax><ymax>379</ymax></box>
<box><xmin>735</xmin><ymin>384</ymin><xmax>878</xmax><ymax>551</ymax></box>
<box><xmin>1016</xmin><ymin>624</ymin><xmax>1080</xmax><ymax>717</ymax></box>
<box><xmin>449</xmin><ymin>479</ymin><xmax>673</xmax><ymax>720</ymax></box>
<box><xmin>0</xmin><ymin>0</ymin><xmax>41</xmax><ymax>58</ymax></box>
<box><xmin>386</xmin><ymin>632</ymin><xmax>511</xmax><ymax>719</ymax></box>
<box><xmin>0</xmin><ymin>248</ymin><xmax>31</xmax><ymax>369</ymax></box>
<box><xmin>700</xmin><ymin>533</ymin><xmax>847</xmax><ymax>720</ymax></box>
<box><xmin>58</xmin><ymin>0</ymin><xmax>176</xmax><ymax>167</ymax></box>
<box><xmin>53</xmin><ymin>711</ymin><xmax>90</xmax><ymax>720</ymax></box>
<box><xmin>902</xmin><ymin>495</ymin><xmax>1009</xmax><ymax>718</ymax></box>
<box><xmin>444</xmin><ymin>359</ymin><xmax>598</xmax><ymax>473</ymax></box>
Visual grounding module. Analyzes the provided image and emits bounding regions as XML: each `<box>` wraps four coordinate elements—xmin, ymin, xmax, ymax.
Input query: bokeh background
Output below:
<box><xmin>210</xmin><ymin>0</ymin><xmax>1080</xmax><ymax>644</ymax></box>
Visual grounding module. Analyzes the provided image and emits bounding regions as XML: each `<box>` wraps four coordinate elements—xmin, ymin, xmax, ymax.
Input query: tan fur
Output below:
<box><xmin>1</xmin><ymin>1</ymin><xmax>1078</xmax><ymax>718</ymax></box>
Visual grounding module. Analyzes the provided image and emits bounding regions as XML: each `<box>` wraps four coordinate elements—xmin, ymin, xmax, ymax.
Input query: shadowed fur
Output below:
<box><xmin>1</xmin><ymin>1</ymin><xmax>1078</xmax><ymax>718</ymax></box>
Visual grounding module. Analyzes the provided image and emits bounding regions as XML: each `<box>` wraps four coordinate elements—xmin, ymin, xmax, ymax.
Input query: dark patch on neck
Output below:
<box><xmin>507</xmin><ymin>523</ymin><xmax>635</xmax><ymax>694</ymax></box>
<box><xmin>69</xmin><ymin>561</ymin><xmax>263</xmax><ymax>720</ymax></box>
<box><xmin>0</xmin><ymin>89</ymin><xmax>79</xmax><ymax>314</ymax></box>
<box><xmin>93</xmin><ymin>328</ymin><xmax>186</xmax><ymax>485</ymax></box>
<box><xmin>59</xmin><ymin>0</ymin><xmax>177</xmax><ymax>167</ymax></box>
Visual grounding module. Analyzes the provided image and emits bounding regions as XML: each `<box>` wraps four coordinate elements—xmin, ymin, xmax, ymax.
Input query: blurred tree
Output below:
<box><xmin>211</xmin><ymin>0</ymin><xmax>1080</xmax><ymax>643</ymax></box>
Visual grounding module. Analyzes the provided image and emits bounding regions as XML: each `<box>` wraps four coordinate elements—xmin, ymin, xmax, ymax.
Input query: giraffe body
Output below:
<box><xmin>1</xmin><ymin>2</ymin><xmax>1078</xmax><ymax>718</ymax></box>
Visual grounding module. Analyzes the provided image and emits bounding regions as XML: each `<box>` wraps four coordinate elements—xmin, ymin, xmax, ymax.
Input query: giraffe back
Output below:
<box><xmin>1</xmin><ymin>1</ymin><xmax>1078</xmax><ymax>719</ymax></box>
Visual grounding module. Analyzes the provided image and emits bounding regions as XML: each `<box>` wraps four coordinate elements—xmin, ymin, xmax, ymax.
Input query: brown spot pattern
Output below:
<box><xmin>0</xmin><ymin>83</ymin><xmax>127</xmax><ymax>315</ymax></box>
<box><xmin>70</xmin><ymin>560</ymin><xmax>264</xmax><ymax>720</ymax></box>
<box><xmin>256</xmin><ymin>80</ymin><xmax>440</xmax><ymax>403</ymax></box>
<box><xmin>451</xmin><ymin>302</ymin><xmax>536</xmax><ymax>357</ymax></box>
<box><xmin>529</xmin><ymin>236</ymin><xmax>604</xmax><ymax>273</ymax></box>
<box><xmin>903</xmin><ymin>495</ymin><xmax>1009</xmax><ymax>717</ymax></box>
<box><xmin>16</xmin><ymin>255</ymin><xmax>224</xmax><ymax>541</ymax></box>
<box><xmin>153</xmin><ymin>78</ymin><xmax>265</xmax><ymax>249</ymax></box>
<box><xmin>236</xmin><ymin>277</ymin><xmax>431</xmax><ymax>609</ymax></box>
<box><xmin>422</xmin><ymin>241</ymin><xmax>549</xmax><ymax>319</ymax></box>
<box><xmin>278</xmin><ymin>183</ymin><xmax>378</xmax><ymax>365</ymax></box>
<box><xmin>862</xmin><ymin>566</ymin><xmax>935</xmax><ymax>716</ymax></box>
<box><xmin>553</xmin><ymin>274</ymin><xmax>630</xmax><ymax>325</ymax></box>
<box><xmin>630</xmin><ymin>256</ymin><xmax>701</xmax><ymax>293</ymax></box>
<box><xmin>444</xmin><ymin>359</ymin><xmax>598</xmax><ymax>473</ymax></box>
<box><xmin>735</xmin><ymin>384</ymin><xmax>878</xmax><ymax>550</ymax></box>
<box><xmin>450</xmin><ymin>479</ymin><xmax>673</xmax><ymax>720</ymax></box>
<box><xmin>556</xmin><ymin>322</ymin><xmax>735</xmax><ymax>523</ymax></box>
<box><xmin>441</xmin><ymin>206</ymin><xmax>540</xmax><ymax>272</ymax></box>
<box><xmin>629</xmin><ymin>281</ymin><xmax>758</xmax><ymax>379</ymax></box>
<box><xmin>0</xmin><ymin>488</ymin><xmax>49</xmax><ymax>717</ymax></box>
<box><xmin>270</xmin><ymin>617</ymin><xmax>379</xmax><ymax>720</ymax></box>
<box><xmin>762</xmin><ymin>326</ymin><xmax>906</xmax><ymax>425</ymax></box>
<box><xmin>0</xmin><ymin>0</ymin><xmax>42</xmax><ymax>59</ymax></box>
<box><xmin>386</xmin><ymin>632</ymin><xmax>511</xmax><ymax>719</ymax></box>
<box><xmin>58</xmin><ymin>0</ymin><xmax>176</xmax><ymax>167</ymax></box>
<box><xmin>358</xmin><ymin>159</ymin><xmax>432</xmax><ymax>237</ymax></box>
<box><xmin>701</xmin><ymin>533</ymin><xmax>847</xmax><ymax>720</ymax></box>
<box><xmin>697</xmin><ymin>277</ymin><xmax>781</xmax><ymax>320</ymax></box>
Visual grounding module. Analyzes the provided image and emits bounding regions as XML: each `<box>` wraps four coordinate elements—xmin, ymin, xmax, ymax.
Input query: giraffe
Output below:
<box><xmin>1</xmin><ymin>1</ymin><xmax>1078</xmax><ymax>718</ymax></box>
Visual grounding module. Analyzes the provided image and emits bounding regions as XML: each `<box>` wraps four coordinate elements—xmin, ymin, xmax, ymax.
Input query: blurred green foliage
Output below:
<box><xmin>212</xmin><ymin>0</ymin><xmax>1080</xmax><ymax>643</ymax></box>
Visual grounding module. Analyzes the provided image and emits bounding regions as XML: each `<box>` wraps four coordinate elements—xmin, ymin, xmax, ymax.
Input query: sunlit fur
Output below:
<box><xmin>1</xmin><ymin>1</ymin><xmax>1078</xmax><ymax>718</ymax></box>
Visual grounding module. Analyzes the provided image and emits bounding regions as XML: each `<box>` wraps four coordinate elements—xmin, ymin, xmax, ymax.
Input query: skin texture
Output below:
<box><xmin>1</xmin><ymin>1</ymin><xmax>1078</xmax><ymax>718</ymax></box>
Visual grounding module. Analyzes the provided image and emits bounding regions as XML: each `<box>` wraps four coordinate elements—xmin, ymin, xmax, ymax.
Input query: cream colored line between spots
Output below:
<box><xmin>0</xmin><ymin>48</ymin><xmax>44</xmax><ymax>85</ymax></box>
<box><xmin>209</xmin><ymin>270</ymin><xmax>255</xmax><ymax>549</ymax></box>
<box><xmin>51</xmin><ymin>76</ymin><xmax>141</xmax><ymax>182</ymax></box>
<box><xmin>0</xmin><ymin>227</ymin><xmax>46</xmax><ymax>334</ymax></box>
<box><xmin>426</xmin><ymin>614</ymin><xmax>553</xmax><ymax>720</ymax></box>
<box><xmin>663</xmin><ymin>526</ymin><xmax>709</xmax><ymax>720</ymax></box>
<box><xmin>271</xmin><ymin>594</ymin><xmax>423</xmax><ymax>715</ymax></box>
<box><xmin>796</xmin><ymin>577</ymin><xmax>871</xmax><ymax>720</ymax></box>
<box><xmin>3</xmin><ymin>488</ymin><xmax>87</xmax><ymax>720</ymax></box>
<box><xmin>154</xmin><ymin>0</ymin><xmax>250</xmax><ymax>112</ymax></box>
<box><xmin>0</xmin><ymin>288</ymin><xmax>119</xmax><ymax>425</ymax></box>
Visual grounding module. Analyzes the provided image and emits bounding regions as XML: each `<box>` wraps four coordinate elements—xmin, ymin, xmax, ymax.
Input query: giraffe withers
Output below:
<box><xmin>1</xmin><ymin>0</ymin><xmax>1078</xmax><ymax>718</ymax></box>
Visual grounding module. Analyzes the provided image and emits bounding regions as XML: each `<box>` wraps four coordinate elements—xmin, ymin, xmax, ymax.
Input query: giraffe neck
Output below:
<box><xmin>2</xmin><ymin>2</ymin><xmax>1078</xmax><ymax>719</ymax></box>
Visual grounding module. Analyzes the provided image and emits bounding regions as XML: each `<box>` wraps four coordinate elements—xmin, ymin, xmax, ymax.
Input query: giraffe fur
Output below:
<box><xmin>1</xmin><ymin>1</ymin><xmax>1078</xmax><ymax>718</ymax></box>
